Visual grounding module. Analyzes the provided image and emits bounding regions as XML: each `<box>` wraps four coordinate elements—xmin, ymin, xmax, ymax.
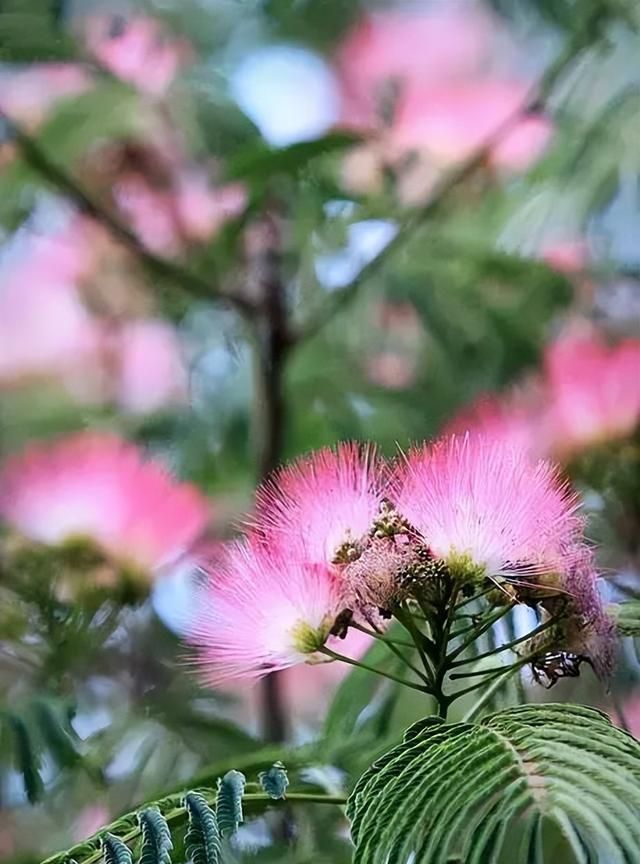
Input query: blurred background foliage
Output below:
<box><xmin>1</xmin><ymin>0</ymin><xmax>640</xmax><ymax>861</ymax></box>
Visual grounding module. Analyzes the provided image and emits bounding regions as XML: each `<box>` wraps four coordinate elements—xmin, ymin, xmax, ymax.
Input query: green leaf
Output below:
<box><xmin>6</xmin><ymin>712</ymin><xmax>44</xmax><ymax>804</ymax></box>
<box><xmin>347</xmin><ymin>704</ymin><xmax>640</xmax><ymax>863</ymax></box>
<box><xmin>610</xmin><ymin>600</ymin><xmax>640</xmax><ymax>636</ymax></box>
<box><xmin>32</xmin><ymin>698</ymin><xmax>82</xmax><ymax>770</ymax></box>
<box><xmin>225</xmin><ymin>133</ymin><xmax>361</xmax><ymax>182</ymax></box>
<box><xmin>258</xmin><ymin>761</ymin><xmax>289</xmax><ymax>799</ymax></box>
<box><xmin>102</xmin><ymin>834</ymin><xmax>133</xmax><ymax>864</ymax></box>
<box><xmin>0</xmin><ymin>0</ymin><xmax>75</xmax><ymax>61</ymax></box>
<box><xmin>215</xmin><ymin>769</ymin><xmax>246</xmax><ymax>838</ymax></box>
<box><xmin>183</xmin><ymin>792</ymin><xmax>221</xmax><ymax>864</ymax></box>
<box><xmin>33</xmin><ymin>82</ymin><xmax>145</xmax><ymax>170</ymax></box>
<box><xmin>137</xmin><ymin>809</ymin><xmax>173</xmax><ymax>864</ymax></box>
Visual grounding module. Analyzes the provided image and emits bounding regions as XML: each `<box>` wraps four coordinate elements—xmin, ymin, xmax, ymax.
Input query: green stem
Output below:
<box><xmin>451</xmin><ymin>656</ymin><xmax>533</xmax><ymax>708</ymax></box>
<box><xmin>394</xmin><ymin>604</ymin><xmax>436</xmax><ymax>679</ymax></box>
<box><xmin>449</xmin><ymin>615</ymin><xmax>558</xmax><ymax>668</ymax></box>
<box><xmin>461</xmin><ymin>667</ymin><xmax>527</xmax><ymax>722</ymax></box>
<box><xmin>349</xmin><ymin>621</ymin><xmax>416</xmax><ymax>648</ymax></box>
<box><xmin>319</xmin><ymin>646</ymin><xmax>431</xmax><ymax>693</ymax></box>
<box><xmin>349</xmin><ymin>622</ymin><xmax>431</xmax><ymax>683</ymax></box>
<box><xmin>446</xmin><ymin>603</ymin><xmax>515</xmax><ymax>664</ymax></box>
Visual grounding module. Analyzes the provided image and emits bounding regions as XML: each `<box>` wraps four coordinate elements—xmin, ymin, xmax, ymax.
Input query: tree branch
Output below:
<box><xmin>0</xmin><ymin>109</ymin><xmax>255</xmax><ymax>318</ymax></box>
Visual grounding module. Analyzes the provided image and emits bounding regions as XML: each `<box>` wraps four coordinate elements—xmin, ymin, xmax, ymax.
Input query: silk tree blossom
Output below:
<box><xmin>445</xmin><ymin>390</ymin><xmax>550</xmax><ymax>458</ymax></box>
<box><xmin>0</xmin><ymin>433</ymin><xmax>209</xmax><ymax>576</ymax></box>
<box><xmin>336</xmin><ymin>7</ymin><xmax>552</xmax><ymax>201</ymax></box>
<box><xmin>0</xmin><ymin>64</ymin><xmax>91</xmax><ymax>129</ymax></box>
<box><xmin>114</xmin><ymin>319</ymin><xmax>188</xmax><ymax>415</ymax></box>
<box><xmin>188</xmin><ymin>540</ymin><xmax>343</xmax><ymax>684</ymax></box>
<box><xmin>85</xmin><ymin>16</ymin><xmax>188</xmax><ymax>97</ymax></box>
<box><xmin>336</xmin><ymin>6</ymin><xmax>491</xmax><ymax>129</ymax></box>
<box><xmin>387</xmin><ymin>80</ymin><xmax>551</xmax><ymax>171</ymax></box>
<box><xmin>252</xmin><ymin>443</ymin><xmax>386</xmax><ymax>566</ymax></box>
<box><xmin>544</xmin><ymin>329</ymin><xmax>640</xmax><ymax>455</ymax></box>
<box><xmin>393</xmin><ymin>435</ymin><xmax>582</xmax><ymax>585</ymax></box>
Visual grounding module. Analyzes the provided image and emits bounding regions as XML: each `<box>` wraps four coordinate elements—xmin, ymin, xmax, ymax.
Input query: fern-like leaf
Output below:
<box><xmin>138</xmin><ymin>808</ymin><xmax>172</xmax><ymax>864</ymax></box>
<box><xmin>216</xmin><ymin>770</ymin><xmax>246</xmax><ymax>838</ymax></box>
<box><xmin>102</xmin><ymin>834</ymin><xmax>133</xmax><ymax>864</ymax></box>
<box><xmin>184</xmin><ymin>791</ymin><xmax>221</xmax><ymax>864</ymax></box>
<box><xmin>258</xmin><ymin>762</ymin><xmax>289</xmax><ymax>799</ymax></box>
<box><xmin>347</xmin><ymin>703</ymin><xmax>640</xmax><ymax>863</ymax></box>
<box><xmin>611</xmin><ymin>600</ymin><xmax>640</xmax><ymax>636</ymax></box>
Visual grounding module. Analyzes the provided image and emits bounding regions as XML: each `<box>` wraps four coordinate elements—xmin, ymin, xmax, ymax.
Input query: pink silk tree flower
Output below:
<box><xmin>545</xmin><ymin>330</ymin><xmax>640</xmax><ymax>455</ymax></box>
<box><xmin>0</xmin><ymin>64</ymin><xmax>91</xmax><ymax>129</ymax></box>
<box><xmin>187</xmin><ymin>540</ymin><xmax>344</xmax><ymax>684</ymax></box>
<box><xmin>388</xmin><ymin>80</ymin><xmax>548</xmax><ymax>170</ymax></box>
<box><xmin>251</xmin><ymin>443</ymin><xmax>386</xmax><ymax>567</ymax></box>
<box><xmin>393</xmin><ymin>435</ymin><xmax>582</xmax><ymax>585</ymax></box>
<box><xmin>85</xmin><ymin>16</ymin><xmax>188</xmax><ymax>98</ymax></box>
<box><xmin>0</xmin><ymin>433</ymin><xmax>209</xmax><ymax>575</ymax></box>
<box><xmin>0</xmin><ymin>279</ymin><xmax>106</xmax><ymax>396</ymax></box>
<box><xmin>444</xmin><ymin>390</ymin><xmax>549</xmax><ymax>459</ymax></box>
<box><xmin>114</xmin><ymin>319</ymin><xmax>188</xmax><ymax>415</ymax></box>
<box><xmin>113</xmin><ymin>173</ymin><xmax>180</xmax><ymax>255</ymax></box>
<box><xmin>336</xmin><ymin>7</ymin><xmax>490</xmax><ymax>130</ymax></box>
<box><xmin>174</xmin><ymin>174</ymin><xmax>247</xmax><ymax>242</ymax></box>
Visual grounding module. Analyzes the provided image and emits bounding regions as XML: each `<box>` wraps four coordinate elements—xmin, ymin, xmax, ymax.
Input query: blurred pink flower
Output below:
<box><xmin>0</xmin><ymin>433</ymin><xmax>210</xmax><ymax>574</ymax></box>
<box><xmin>0</xmin><ymin>217</ymin><xmax>108</xmax><ymax>397</ymax></box>
<box><xmin>366</xmin><ymin>353</ymin><xmax>416</xmax><ymax>390</ymax></box>
<box><xmin>86</xmin><ymin>16</ymin><xmax>187</xmax><ymax>97</ymax></box>
<box><xmin>188</xmin><ymin>539</ymin><xmax>342</xmax><ymax>684</ymax></box>
<box><xmin>0</xmin><ymin>278</ymin><xmax>106</xmax><ymax>396</ymax></box>
<box><xmin>73</xmin><ymin>804</ymin><xmax>110</xmax><ymax>841</ymax></box>
<box><xmin>252</xmin><ymin>443</ymin><xmax>386</xmax><ymax>567</ymax></box>
<box><xmin>174</xmin><ymin>175</ymin><xmax>247</xmax><ymax>242</ymax></box>
<box><xmin>389</xmin><ymin>81</ymin><xmax>549</xmax><ymax>170</ymax></box>
<box><xmin>337</xmin><ymin>7</ymin><xmax>490</xmax><ymax>129</ymax></box>
<box><xmin>113</xmin><ymin>173</ymin><xmax>180</xmax><ymax>255</ymax></box>
<box><xmin>545</xmin><ymin>329</ymin><xmax>640</xmax><ymax>454</ymax></box>
<box><xmin>337</xmin><ymin>7</ymin><xmax>551</xmax><ymax>196</ymax></box>
<box><xmin>0</xmin><ymin>64</ymin><xmax>91</xmax><ymax>128</ymax></box>
<box><xmin>366</xmin><ymin>301</ymin><xmax>422</xmax><ymax>390</ymax></box>
<box><xmin>114</xmin><ymin>172</ymin><xmax>246</xmax><ymax>254</ymax></box>
<box><xmin>541</xmin><ymin>240</ymin><xmax>589</xmax><ymax>274</ymax></box>
<box><xmin>393</xmin><ymin>435</ymin><xmax>581</xmax><ymax>582</ymax></box>
<box><xmin>114</xmin><ymin>319</ymin><xmax>188</xmax><ymax>415</ymax></box>
<box><xmin>445</xmin><ymin>391</ymin><xmax>547</xmax><ymax>458</ymax></box>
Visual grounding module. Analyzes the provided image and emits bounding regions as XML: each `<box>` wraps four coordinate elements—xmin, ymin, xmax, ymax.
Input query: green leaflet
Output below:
<box><xmin>258</xmin><ymin>762</ymin><xmax>289</xmax><ymax>799</ymax></box>
<box><xmin>138</xmin><ymin>809</ymin><xmax>173</xmax><ymax>864</ymax></box>
<box><xmin>6</xmin><ymin>712</ymin><xmax>44</xmax><ymax>804</ymax></box>
<box><xmin>184</xmin><ymin>792</ymin><xmax>221</xmax><ymax>864</ymax></box>
<box><xmin>346</xmin><ymin>703</ymin><xmax>640</xmax><ymax>864</ymax></box>
<box><xmin>216</xmin><ymin>770</ymin><xmax>246</xmax><ymax>838</ymax></box>
<box><xmin>101</xmin><ymin>834</ymin><xmax>132</xmax><ymax>864</ymax></box>
<box><xmin>1</xmin><ymin>697</ymin><xmax>88</xmax><ymax>802</ymax></box>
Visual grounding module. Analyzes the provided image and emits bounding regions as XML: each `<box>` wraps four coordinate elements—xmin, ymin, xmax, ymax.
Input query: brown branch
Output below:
<box><xmin>0</xmin><ymin>109</ymin><xmax>255</xmax><ymax>318</ymax></box>
<box><xmin>248</xmin><ymin>213</ymin><xmax>292</xmax><ymax>744</ymax></box>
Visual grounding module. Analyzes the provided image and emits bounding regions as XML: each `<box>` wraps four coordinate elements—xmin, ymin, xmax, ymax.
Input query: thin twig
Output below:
<box><xmin>446</xmin><ymin>603</ymin><xmax>516</xmax><ymax>664</ymax></box>
<box><xmin>449</xmin><ymin>615</ymin><xmax>559</xmax><ymax>668</ymax></box>
<box><xmin>461</xmin><ymin>663</ymin><xmax>530</xmax><ymax>722</ymax></box>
